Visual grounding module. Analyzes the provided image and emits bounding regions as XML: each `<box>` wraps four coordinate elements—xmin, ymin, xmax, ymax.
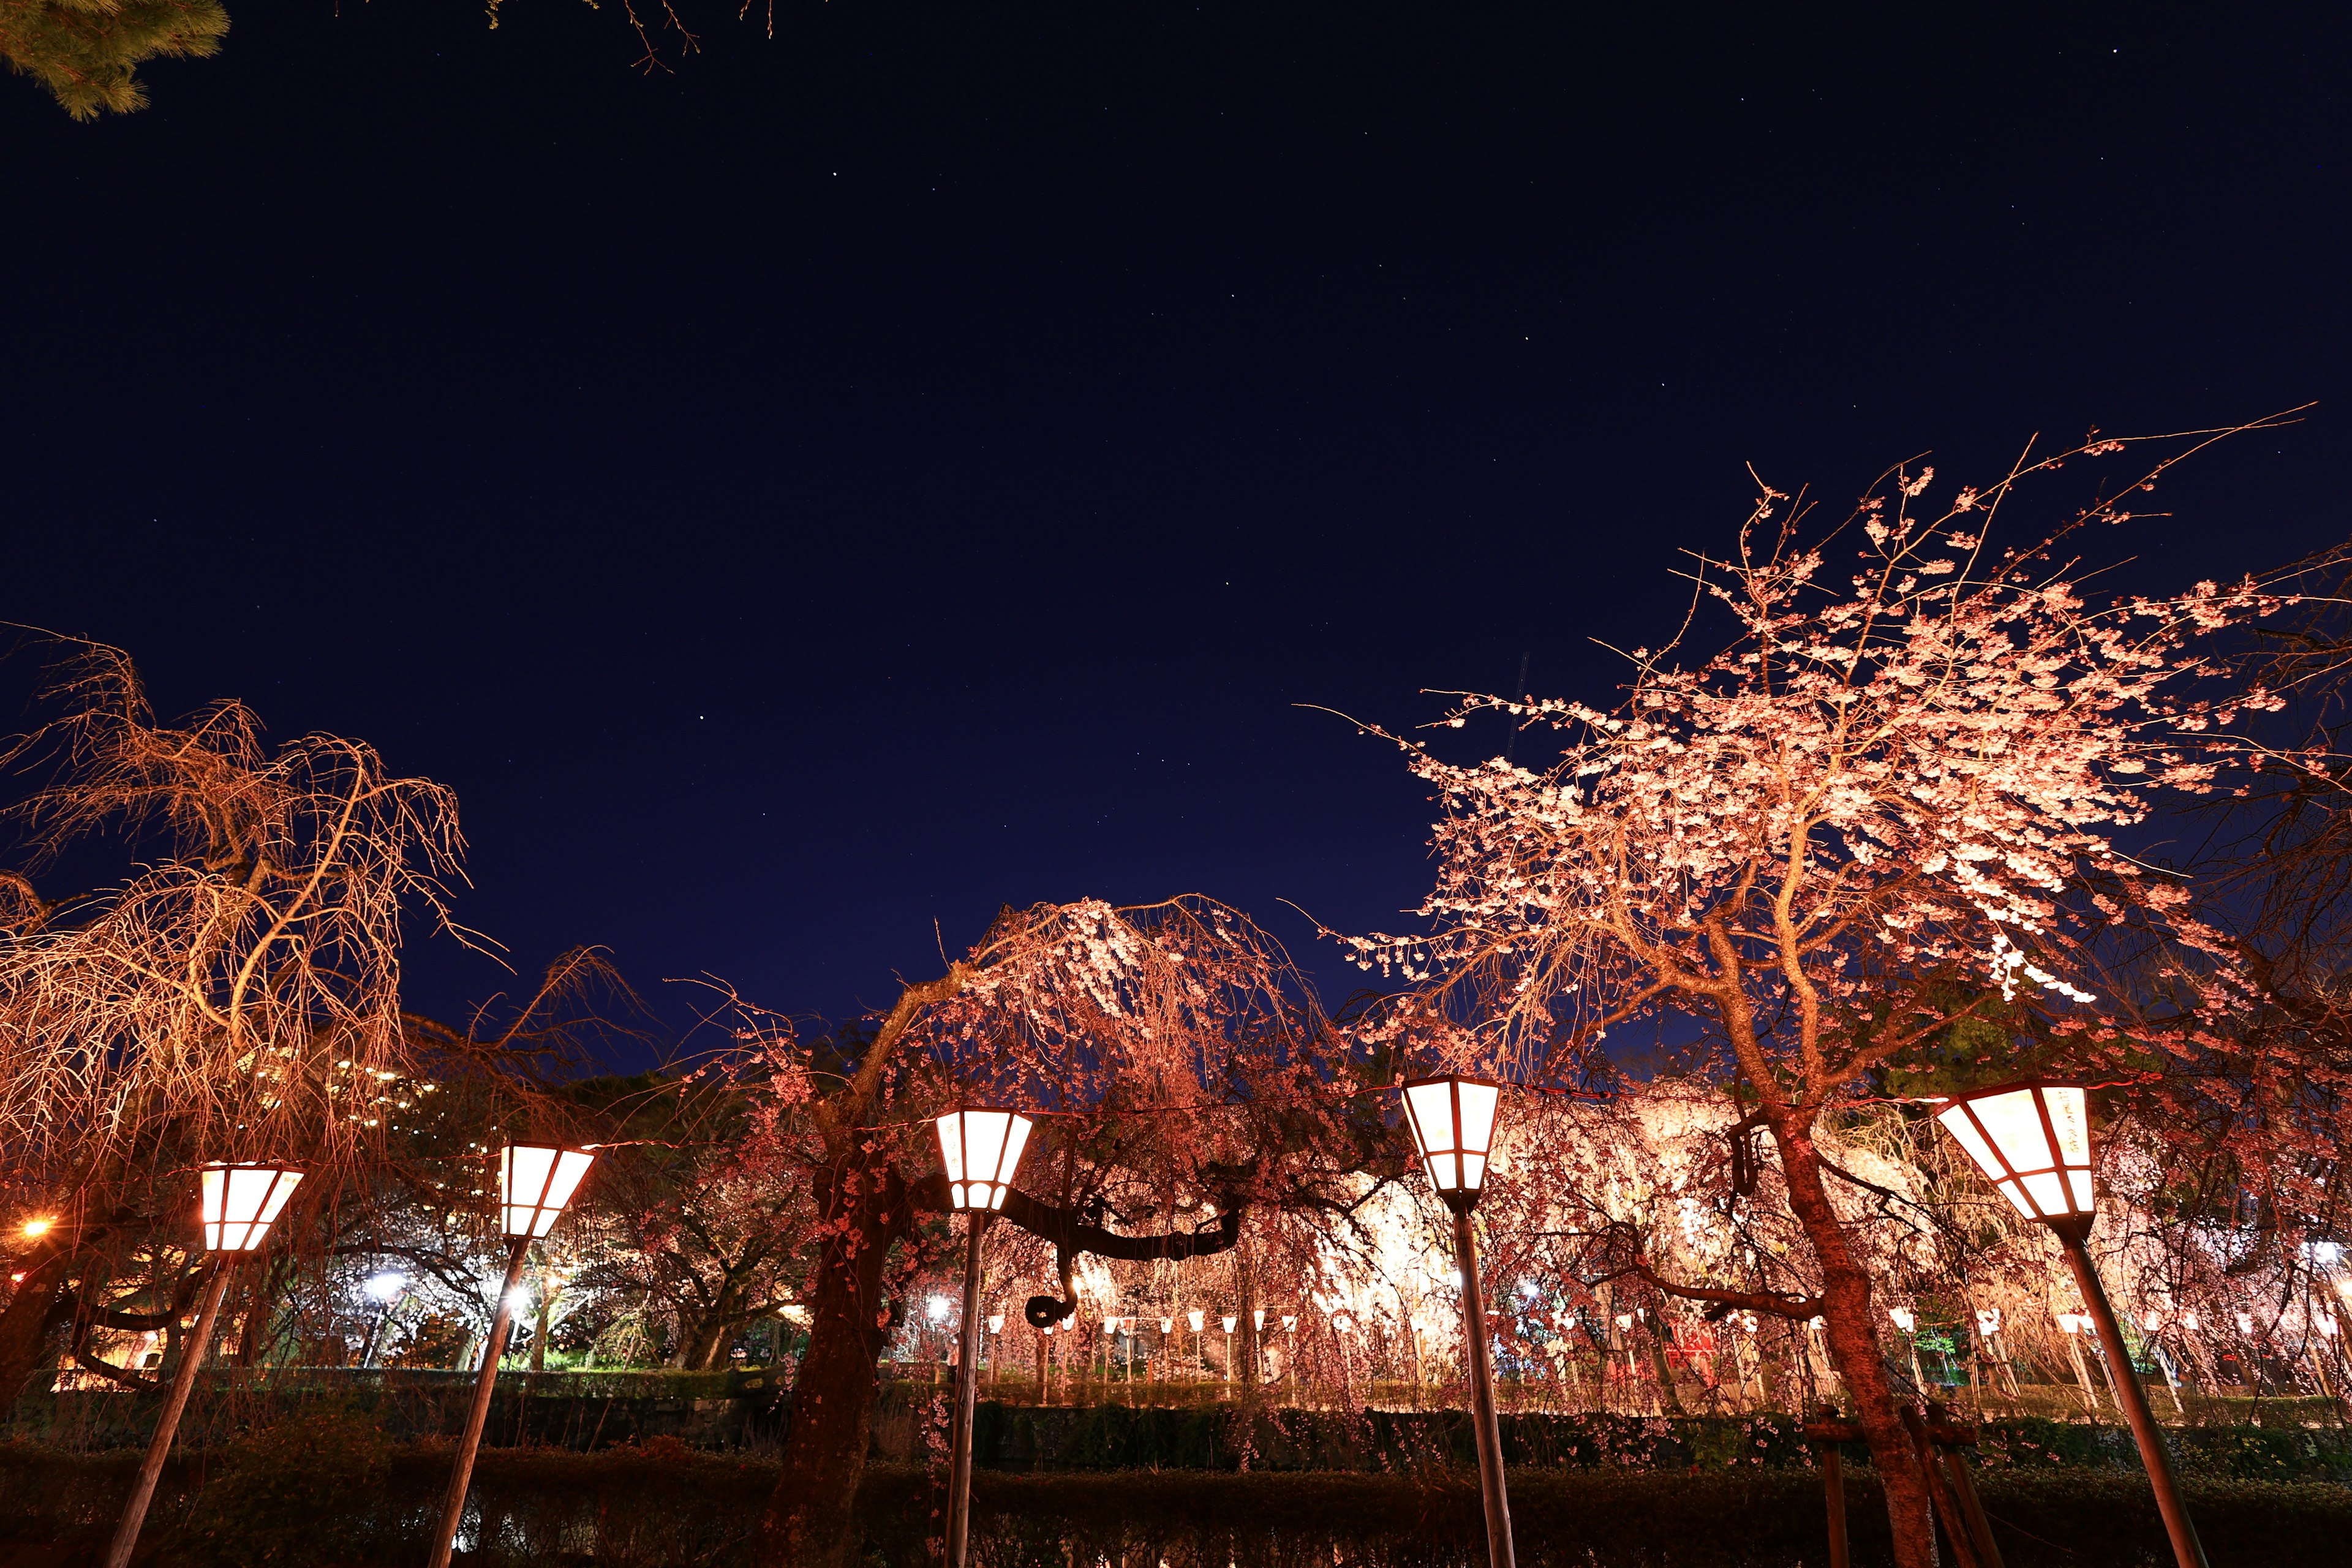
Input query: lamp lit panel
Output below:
<box><xmin>1456</xmin><ymin>1082</ymin><xmax>1498</xmax><ymax>1164</ymax></box>
<box><xmin>201</xmin><ymin>1164</ymin><xmax>303</xmax><ymax>1253</ymax></box>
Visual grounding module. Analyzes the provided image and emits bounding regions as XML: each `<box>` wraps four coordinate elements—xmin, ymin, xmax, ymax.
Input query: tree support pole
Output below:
<box><xmin>947</xmin><ymin>1212</ymin><xmax>989</xmax><ymax>1568</ymax></box>
<box><xmin>103</xmin><ymin>1261</ymin><xmax>235</xmax><ymax>1568</ymax></box>
<box><xmin>1450</xmin><ymin>1207</ymin><xmax>1516</xmax><ymax>1568</ymax></box>
<box><xmin>428</xmin><ymin>1237</ymin><xmax>532</xmax><ymax>1568</ymax></box>
<box><xmin>2057</xmin><ymin>1226</ymin><xmax>2207</xmax><ymax>1568</ymax></box>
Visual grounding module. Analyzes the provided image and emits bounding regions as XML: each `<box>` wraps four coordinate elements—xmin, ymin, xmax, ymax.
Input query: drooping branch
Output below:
<box><xmin>907</xmin><ymin>1169</ymin><xmax>1245</xmax><ymax>1262</ymax></box>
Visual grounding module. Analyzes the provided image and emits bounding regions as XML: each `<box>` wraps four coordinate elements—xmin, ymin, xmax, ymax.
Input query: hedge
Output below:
<box><xmin>2</xmin><ymin>1431</ymin><xmax>2349</xmax><ymax>1566</ymax></box>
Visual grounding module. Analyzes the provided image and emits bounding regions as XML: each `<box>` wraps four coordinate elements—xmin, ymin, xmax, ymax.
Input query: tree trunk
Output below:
<box><xmin>1770</xmin><ymin>1115</ymin><xmax>1937</xmax><ymax>1568</ymax></box>
<box><xmin>682</xmin><ymin>1284</ymin><xmax>746</xmax><ymax>1372</ymax></box>
<box><xmin>0</xmin><ymin>1252</ymin><xmax>72</xmax><ymax>1404</ymax></box>
<box><xmin>753</xmin><ymin>1166</ymin><xmax>907</xmax><ymax>1568</ymax></box>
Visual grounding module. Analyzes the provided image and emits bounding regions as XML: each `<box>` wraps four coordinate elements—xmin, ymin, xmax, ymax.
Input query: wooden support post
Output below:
<box><xmin>1899</xmin><ymin>1403</ymin><xmax>1981</xmax><ymax>1568</ymax></box>
<box><xmin>1814</xmin><ymin>1405</ymin><xmax>1850</xmax><ymax>1568</ymax></box>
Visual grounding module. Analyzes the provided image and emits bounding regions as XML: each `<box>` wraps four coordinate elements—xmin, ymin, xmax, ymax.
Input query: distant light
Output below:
<box><xmin>363</xmin><ymin>1272</ymin><xmax>407</xmax><ymax>1303</ymax></box>
<box><xmin>505</xmin><ymin>1288</ymin><xmax>532</xmax><ymax>1314</ymax></box>
<box><xmin>927</xmin><ymin>1295</ymin><xmax>952</xmax><ymax>1322</ymax></box>
<box><xmin>1517</xmin><ymin>1280</ymin><xmax>1538</xmax><ymax>1299</ymax></box>
<box><xmin>19</xmin><ymin>1219</ymin><xmax>51</xmax><ymax>1239</ymax></box>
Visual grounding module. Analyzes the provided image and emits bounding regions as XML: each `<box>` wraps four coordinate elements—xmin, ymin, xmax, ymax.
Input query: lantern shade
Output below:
<box><xmin>1186</xmin><ymin>1309</ymin><xmax>1205</xmax><ymax>1333</ymax></box>
<box><xmin>1400</xmin><ymin>1076</ymin><xmax>1503</xmax><ymax>1202</ymax></box>
<box><xmin>935</xmin><ymin>1107</ymin><xmax>1035</xmax><ymax>1212</ymax></box>
<box><xmin>1221</xmin><ymin>1314</ymin><xmax>1237</xmax><ymax>1332</ymax></box>
<box><xmin>500</xmin><ymin>1144</ymin><xmax>596</xmax><ymax>1237</ymax></box>
<box><xmin>200</xmin><ymin>1164</ymin><xmax>303</xmax><ymax>1252</ymax></box>
<box><xmin>1933</xmin><ymin>1081</ymin><xmax>2096</xmax><ymax>1224</ymax></box>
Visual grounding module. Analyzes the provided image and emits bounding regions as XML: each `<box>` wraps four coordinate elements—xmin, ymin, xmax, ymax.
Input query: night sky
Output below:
<box><xmin>3</xmin><ymin>5</ymin><xmax>2343</xmax><ymax>1055</ymax></box>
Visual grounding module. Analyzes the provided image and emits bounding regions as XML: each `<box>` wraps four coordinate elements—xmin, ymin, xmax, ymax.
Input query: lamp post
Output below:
<box><xmin>1934</xmin><ymin>1080</ymin><xmax>2207</xmax><ymax>1568</ymax></box>
<box><xmin>104</xmin><ymin>1163</ymin><xmax>304</xmax><ymax>1568</ymax></box>
<box><xmin>428</xmin><ymin>1144</ymin><xmax>595</xmax><ymax>1568</ymax></box>
<box><xmin>1186</xmin><ymin>1308</ymin><xmax>1206</xmax><ymax>1379</ymax></box>
<box><xmin>1221</xmin><ymin>1314</ymin><xmax>1237</xmax><ymax>1385</ymax></box>
<box><xmin>1400</xmin><ymin>1074</ymin><xmax>1515</xmax><ymax>1568</ymax></box>
<box><xmin>936</xmin><ymin>1106</ymin><xmax>1034</xmax><ymax>1568</ymax></box>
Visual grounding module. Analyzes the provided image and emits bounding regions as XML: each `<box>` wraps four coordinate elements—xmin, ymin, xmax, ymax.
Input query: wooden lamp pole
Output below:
<box><xmin>1933</xmin><ymin>1082</ymin><xmax>2207</xmax><ymax>1568</ymax></box>
<box><xmin>104</xmin><ymin>1164</ymin><xmax>304</xmax><ymax>1568</ymax></box>
<box><xmin>934</xmin><ymin>1106</ymin><xmax>1035</xmax><ymax>1568</ymax></box>
<box><xmin>1400</xmin><ymin>1075</ymin><xmax>1516</xmax><ymax>1568</ymax></box>
<box><xmin>426</xmin><ymin>1144</ymin><xmax>596</xmax><ymax>1568</ymax></box>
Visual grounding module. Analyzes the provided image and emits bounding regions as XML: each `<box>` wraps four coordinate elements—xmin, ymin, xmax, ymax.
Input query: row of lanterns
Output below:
<box><xmin>937</xmin><ymin>1076</ymin><xmax>2205</xmax><ymax>1568</ymax></box>
<box><xmin>95</xmin><ymin>1144</ymin><xmax>598</xmax><ymax>1568</ymax></box>
<box><xmin>83</xmin><ymin>1076</ymin><xmax>2199</xmax><ymax>1568</ymax></box>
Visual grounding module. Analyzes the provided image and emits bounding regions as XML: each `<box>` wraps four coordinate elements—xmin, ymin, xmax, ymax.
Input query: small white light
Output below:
<box><xmin>927</xmin><ymin>1295</ymin><xmax>951</xmax><ymax>1322</ymax></box>
<box><xmin>363</xmin><ymin>1272</ymin><xmax>407</xmax><ymax>1304</ymax></box>
<box><xmin>1186</xmin><ymin>1309</ymin><xmax>1205</xmax><ymax>1333</ymax></box>
<box><xmin>505</xmin><ymin>1287</ymin><xmax>531</xmax><ymax>1314</ymax></box>
<box><xmin>987</xmin><ymin>1315</ymin><xmax>1004</xmax><ymax>1334</ymax></box>
<box><xmin>1221</xmin><ymin>1314</ymin><xmax>1237</xmax><ymax>1333</ymax></box>
<box><xmin>1889</xmin><ymin>1307</ymin><xmax>1917</xmax><ymax>1332</ymax></box>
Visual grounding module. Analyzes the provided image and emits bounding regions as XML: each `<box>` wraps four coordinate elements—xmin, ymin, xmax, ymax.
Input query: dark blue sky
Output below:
<box><xmin>2</xmin><ymin>3</ymin><xmax>2343</xmax><ymax>1055</ymax></box>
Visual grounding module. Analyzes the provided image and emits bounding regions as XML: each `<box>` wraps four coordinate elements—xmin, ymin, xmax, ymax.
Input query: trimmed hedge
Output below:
<box><xmin>2</xmin><ymin>1436</ymin><xmax>2350</xmax><ymax>1566</ymax></box>
<box><xmin>902</xmin><ymin>1400</ymin><xmax>2352</xmax><ymax>1482</ymax></box>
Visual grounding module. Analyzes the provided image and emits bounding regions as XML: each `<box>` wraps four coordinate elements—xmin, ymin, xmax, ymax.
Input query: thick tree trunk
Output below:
<box><xmin>753</xmin><ymin>1167</ymin><xmax>907</xmax><ymax>1568</ymax></box>
<box><xmin>1771</xmin><ymin>1115</ymin><xmax>1937</xmax><ymax>1568</ymax></box>
<box><xmin>0</xmin><ymin>1252</ymin><xmax>73</xmax><ymax>1404</ymax></box>
<box><xmin>680</xmin><ymin>1284</ymin><xmax>747</xmax><ymax>1372</ymax></box>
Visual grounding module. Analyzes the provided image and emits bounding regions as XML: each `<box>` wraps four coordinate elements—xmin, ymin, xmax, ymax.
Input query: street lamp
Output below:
<box><xmin>935</xmin><ymin>1107</ymin><xmax>1033</xmax><ymax>1568</ymax></box>
<box><xmin>1400</xmin><ymin>1075</ymin><xmax>1515</xmax><ymax>1568</ymax></box>
<box><xmin>428</xmin><ymin>1144</ymin><xmax>595</xmax><ymax>1568</ymax></box>
<box><xmin>104</xmin><ymin>1163</ymin><xmax>303</xmax><ymax>1568</ymax></box>
<box><xmin>1935</xmin><ymin>1081</ymin><xmax>2207</xmax><ymax>1568</ymax></box>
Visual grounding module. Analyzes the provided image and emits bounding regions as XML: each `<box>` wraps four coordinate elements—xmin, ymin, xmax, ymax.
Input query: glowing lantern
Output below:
<box><xmin>1975</xmin><ymin>1308</ymin><xmax>2002</xmax><ymax>1336</ymax></box>
<box><xmin>1281</xmin><ymin>1314</ymin><xmax>1297</xmax><ymax>1332</ymax></box>
<box><xmin>987</xmin><ymin>1315</ymin><xmax>1004</xmax><ymax>1335</ymax></box>
<box><xmin>933</xmin><ymin>1107</ymin><xmax>1035</xmax><ymax>1212</ymax></box>
<box><xmin>1888</xmin><ymin>1306</ymin><xmax>1917</xmax><ymax>1332</ymax></box>
<box><xmin>498</xmin><ymin>1145</ymin><xmax>595</xmax><ymax>1238</ymax></box>
<box><xmin>1400</xmin><ymin>1076</ymin><xmax>1503</xmax><ymax>1210</ymax></box>
<box><xmin>1159</xmin><ymin>1316</ymin><xmax>1174</xmax><ymax>1335</ymax></box>
<box><xmin>1186</xmin><ymin>1308</ymin><xmax>1205</xmax><ymax>1333</ymax></box>
<box><xmin>200</xmin><ymin>1164</ymin><xmax>304</xmax><ymax>1252</ymax></box>
<box><xmin>1933</xmin><ymin>1081</ymin><xmax>2095</xmax><ymax>1224</ymax></box>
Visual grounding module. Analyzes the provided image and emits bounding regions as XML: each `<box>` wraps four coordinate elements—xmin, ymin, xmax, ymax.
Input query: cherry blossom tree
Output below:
<box><xmin>736</xmin><ymin>894</ymin><xmax>1373</xmax><ymax>1568</ymax></box>
<box><xmin>1344</xmin><ymin>426</ymin><xmax>2289</xmax><ymax>1566</ymax></box>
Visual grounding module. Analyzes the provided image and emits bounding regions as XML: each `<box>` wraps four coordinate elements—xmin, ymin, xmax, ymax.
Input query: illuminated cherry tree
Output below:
<box><xmin>741</xmin><ymin>894</ymin><xmax>1366</xmax><ymax>1568</ymax></box>
<box><xmin>1347</xmin><ymin>431</ymin><xmax>2285</xmax><ymax>1565</ymax></box>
